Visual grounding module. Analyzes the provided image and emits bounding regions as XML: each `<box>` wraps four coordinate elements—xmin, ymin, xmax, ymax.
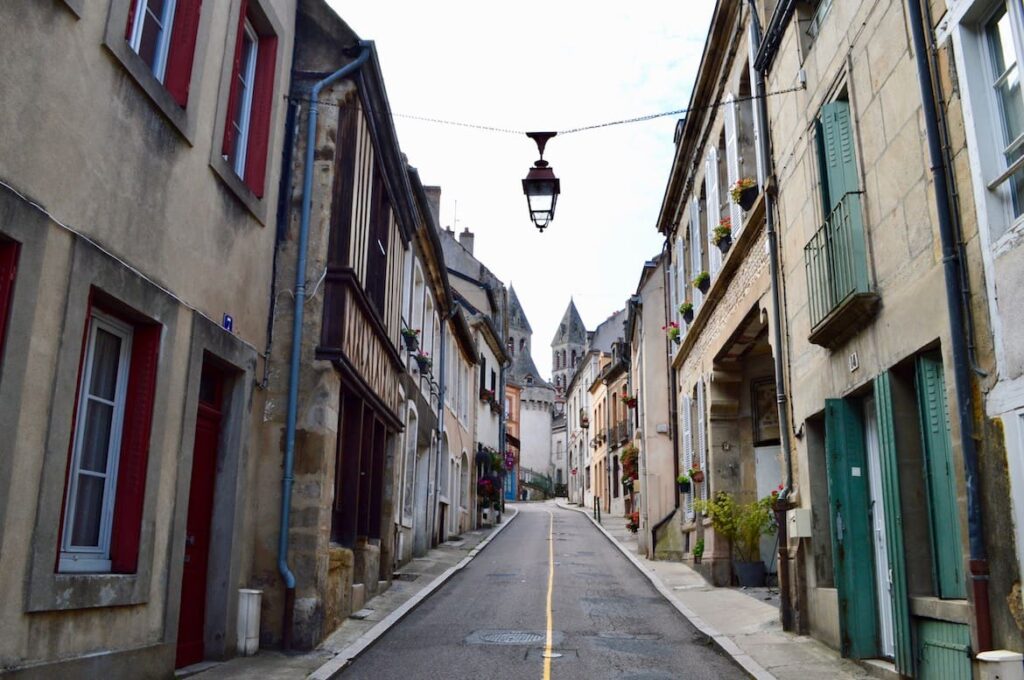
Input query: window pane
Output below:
<box><xmin>79</xmin><ymin>401</ymin><xmax>114</xmax><ymax>473</ymax></box>
<box><xmin>89</xmin><ymin>328</ymin><xmax>122</xmax><ymax>400</ymax></box>
<box><xmin>987</xmin><ymin>8</ymin><xmax>1014</xmax><ymax>76</ymax></box>
<box><xmin>71</xmin><ymin>475</ymin><xmax>106</xmax><ymax>547</ymax></box>
<box><xmin>138</xmin><ymin>13</ymin><xmax>163</xmax><ymax>71</ymax></box>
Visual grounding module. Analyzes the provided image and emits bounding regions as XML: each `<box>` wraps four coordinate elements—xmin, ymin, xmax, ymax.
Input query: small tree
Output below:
<box><xmin>694</xmin><ymin>491</ymin><xmax>776</xmax><ymax>562</ymax></box>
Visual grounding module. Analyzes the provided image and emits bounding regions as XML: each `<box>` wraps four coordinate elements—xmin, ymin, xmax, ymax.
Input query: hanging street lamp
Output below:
<box><xmin>522</xmin><ymin>131</ymin><xmax>560</xmax><ymax>232</ymax></box>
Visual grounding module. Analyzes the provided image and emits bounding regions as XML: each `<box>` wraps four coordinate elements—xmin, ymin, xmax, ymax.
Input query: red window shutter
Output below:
<box><xmin>244</xmin><ymin>34</ymin><xmax>278</xmax><ymax>197</ymax></box>
<box><xmin>163</xmin><ymin>0</ymin><xmax>203</xmax><ymax>107</ymax></box>
<box><xmin>125</xmin><ymin>0</ymin><xmax>141</xmax><ymax>40</ymax></box>
<box><xmin>221</xmin><ymin>0</ymin><xmax>249</xmax><ymax>157</ymax></box>
<box><xmin>109</xmin><ymin>323</ymin><xmax>161</xmax><ymax>573</ymax></box>
<box><xmin>0</xmin><ymin>239</ymin><xmax>19</xmax><ymax>361</ymax></box>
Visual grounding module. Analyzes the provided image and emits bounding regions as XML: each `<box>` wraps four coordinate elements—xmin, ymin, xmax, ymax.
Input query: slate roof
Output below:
<box><xmin>551</xmin><ymin>299</ymin><xmax>587</xmax><ymax>347</ymax></box>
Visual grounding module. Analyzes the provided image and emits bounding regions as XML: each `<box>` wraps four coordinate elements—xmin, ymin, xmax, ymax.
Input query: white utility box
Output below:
<box><xmin>978</xmin><ymin>650</ymin><xmax>1024</xmax><ymax>680</ymax></box>
<box><xmin>786</xmin><ymin>508</ymin><xmax>812</xmax><ymax>538</ymax></box>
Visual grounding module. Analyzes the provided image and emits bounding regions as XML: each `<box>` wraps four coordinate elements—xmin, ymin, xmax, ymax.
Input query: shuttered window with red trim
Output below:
<box><xmin>58</xmin><ymin>299</ymin><xmax>161</xmax><ymax>574</ymax></box>
<box><xmin>222</xmin><ymin>1</ymin><xmax>278</xmax><ymax>197</ymax></box>
<box><xmin>0</xmin><ymin>237</ymin><xmax>19</xmax><ymax>365</ymax></box>
<box><xmin>125</xmin><ymin>0</ymin><xmax>203</xmax><ymax>108</ymax></box>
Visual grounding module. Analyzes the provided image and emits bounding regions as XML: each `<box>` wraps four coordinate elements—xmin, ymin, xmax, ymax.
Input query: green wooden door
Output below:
<box><xmin>874</xmin><ymin>373</ymin><xmax>914</xmax><ymax>675</ymax></box>
<box><xmin>916</xmin><ymin>620</ymin><xmax>972</xmax><ymax>680</ymax></box>
<box><xmin>916</xmin><ymin>353</ymin><xmax>966</xmax><ymax>599</ymax></box>
<box><xmin>825</xmin><ymin>398</ymin><xmax>879</xmax><ymax>659</ymax></box>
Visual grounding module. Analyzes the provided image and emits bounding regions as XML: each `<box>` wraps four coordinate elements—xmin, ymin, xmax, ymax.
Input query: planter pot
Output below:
<box><xmin>402</xmin><ymin>334</ymin><xmax>419</xmax><ymax>352</ymax></box>
<box><xmin>671</xmin><ymin>335</ymin><xmax>681</xmax><ymax>345</ymax></box>
<box><xmin>677</xmin><ymin>480</ymin><xmax>691</xmax><ymax>494</ymax></box>
<box><xmin>415</xmin><ymin>357</ymin><xmax>431</xmax><ymax>373</ymax></box>
<box><xmin>690</xmin><ymin>470</ymin><xmax>705</xmax><ymax>484</ymax></box>
<box><xmin>739</xmin><ymin>185</ymin><xmax>758</xmax><ymax>211</ymax></box>
<box><xmin>734</xmin><ymin>560</ymin><xmax>767</xmax><ymax>587</ymax></box>
<box><xmin>682</xmin><ymin>309</ymin><xmax>694</xmax><ymax>324</ymax></box>
<box><xmin>715</xmin><ymin>235</ymin><xmax>732</xmax><ymax>255</ymax></box>
<box><xmin>696</xmin><ymin>279</ymin><xmax>710</xmax><ymax>294</ymax></box>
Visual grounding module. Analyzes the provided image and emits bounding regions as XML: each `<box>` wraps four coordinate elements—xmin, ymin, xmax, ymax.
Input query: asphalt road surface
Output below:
<box><xmin>340</xmin><ymin>502</ymin><xmax>744</xmax><ymax>680</ymax></box>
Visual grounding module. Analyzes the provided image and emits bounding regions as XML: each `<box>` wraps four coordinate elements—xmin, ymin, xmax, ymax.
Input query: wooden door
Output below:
<box><xmin>176</xmin><ymin>366</ymin><xmax>223</xmax><ymax>668</ymax></box>
<box><xmin>824</xmin><ymin>398</ymin><xmax>879</xmax><ymax>659</ymax></box>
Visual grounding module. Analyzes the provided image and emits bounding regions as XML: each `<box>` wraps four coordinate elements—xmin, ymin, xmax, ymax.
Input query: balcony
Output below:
<box><xmin>804</xmin><ymin>192</ymin><xmax>879</xmax><ymax>349</ymax></box>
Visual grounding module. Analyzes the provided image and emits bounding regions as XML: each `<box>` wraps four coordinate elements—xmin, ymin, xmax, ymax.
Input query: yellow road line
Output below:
<box><xmin>543</xmin><ymin>510</ymin><xmax>554</xmax><ymax>680</ymax></box>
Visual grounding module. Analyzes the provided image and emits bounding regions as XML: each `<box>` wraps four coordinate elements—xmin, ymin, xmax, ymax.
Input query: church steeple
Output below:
<box><xmin>550</xmin><ymin>298</ymin><xmax>587</xmax><ymax>397</ymax></box>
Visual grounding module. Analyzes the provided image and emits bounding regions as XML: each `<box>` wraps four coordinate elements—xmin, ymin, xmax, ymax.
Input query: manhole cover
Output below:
<box><xmin>481</xmin><ymin>631</ymin><xmax>545</xmax><ymax>644</ymax></box>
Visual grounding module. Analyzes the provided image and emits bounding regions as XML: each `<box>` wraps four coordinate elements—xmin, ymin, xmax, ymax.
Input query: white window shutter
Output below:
<box><xmin>705</xmin><ymin>149</ymin><xmax>723</xmax><ymax>277</ymax></box>
<box><xmin>682</xmin><ymin>394</ymin><xmax>693</xmax><ymax>519</ymax></box>
<box><xmin>669</xmin><ymin>260</ymin><xmax>678</xmax><ymax>326</ymax></box>
<box><xmin>690</xmin><ymin>198</ymin><xmax>703</xmax><ymax>309</ymax></box>
<box><xmin>676</xmin><ymin>236</ymin><xmax>687</xmax><ymax>330</ymax></box>
<box><xmin>747</xmin><ymin>28</ymin><xmax>766</xmax><ymax>188</ymax></box>
<box><xmin>697</xmin><ymin>381</ymin><xmax>708</xmax><ymax>501</ymax></box>
<box><xmin>725</xmin><ymin>92</ymin><xmax>744</xmax><ymax>235</ymax></box>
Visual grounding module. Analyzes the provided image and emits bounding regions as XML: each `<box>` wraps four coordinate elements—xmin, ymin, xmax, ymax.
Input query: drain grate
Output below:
<box><xmin>482</xmin><ymin>631</ymin><xmax>545</xmax><ymax>644</ymax></box>
<box><xmin>392</xmin><ymin>573</ymin><xmax>419</xmax><ymax>582</ymax></box>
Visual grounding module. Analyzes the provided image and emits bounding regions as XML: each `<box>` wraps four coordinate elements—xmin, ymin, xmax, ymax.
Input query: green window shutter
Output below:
<box><xmin>915</xmin><ymin>353</ymin><xmax>966</xmax><ymax>599</ymax></box>
<box><xmin>819</xmin><ymin>101</ymin><xmax>860</xmax><ymax>210</ymax></box>
<box><xmin>874</xmin><ymin>373</ymin><xmax>915</xmax><ymax>675</ymax></box>
<box><xmin>824</xmin><ymin>398</ymin><xmax>879</xmax><ymax>659</ymax></box>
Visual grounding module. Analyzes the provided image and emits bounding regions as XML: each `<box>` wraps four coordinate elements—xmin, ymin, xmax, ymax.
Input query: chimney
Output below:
<box><xmin>424</xmin><ymin>186</ymin><xmax>442</xmax><ymax>226</ymax></box>
<box><xmin>459</xmin><ymin>228</ymin><xmax>475</xmax><ymax>255</ymax></box>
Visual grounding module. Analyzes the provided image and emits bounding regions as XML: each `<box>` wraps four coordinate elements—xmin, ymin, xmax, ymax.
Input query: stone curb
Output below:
<box><xmin>307</xmin><ymin>508</ymin><xmax>520</xmax><ymax>680</ymax></box>
<box><xmin>556</xmin><ymin>501</ymin><xmax>776</xmax><ymax>680</ymax></box>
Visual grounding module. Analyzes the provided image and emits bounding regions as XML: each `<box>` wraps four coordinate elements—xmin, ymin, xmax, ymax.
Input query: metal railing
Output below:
<box><xmin>804</xmin><ymin>192</ymin><xmax>870</xmax><ymax>329</ymax></box>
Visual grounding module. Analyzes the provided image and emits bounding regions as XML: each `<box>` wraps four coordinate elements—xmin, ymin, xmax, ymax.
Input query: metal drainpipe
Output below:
<box><xmin>662</xmin><ymin>241</ymin><xmax>681</xmax><ymax>510</ymax></box>
<box><xmin>905</xmin><ymin>0</ymin><xmax>992</xmax><ymax>650</ymax></box>
<box><xmin>745</xmin><ymin>1</ymin><xmax>796</xmax><ymax>632</ymax></box>
<box><xmin>280</xmin><ymin>43</ymin><xmax>371</xmax><ymax>649</ymax></box>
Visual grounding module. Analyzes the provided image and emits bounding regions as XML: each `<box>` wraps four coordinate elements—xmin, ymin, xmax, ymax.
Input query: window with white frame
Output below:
<box><xmin>984</xmin><ymin>3</ymin><xmax>1024</xmax><ymax>220</ymax></box>
<box><xmin>227</xmin><ymin>19</ymin><xmax>259</xmax><ymax>177</ymax></box>
<box><xmin>128</xmin><ymin>0</ymin><xmax>177</xmax><ymax>82</ymax></box>
<box><xmin>60</xmin><ymin>312</ymin><xmax>133</xmax><ymax>573</ymax></box>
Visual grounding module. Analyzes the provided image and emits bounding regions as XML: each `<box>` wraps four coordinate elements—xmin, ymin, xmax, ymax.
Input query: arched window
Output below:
<box><xmin>561</xmin><ymin>350</ymin><xmax>567</xmax><ymax>369</ymax></box>
<box><xmin>571</xmin><ymin>350</ymin><xmax>577</xmax><ymax>367</ymax></box>
<box><xmin>519</xmin><ymin>338</ymin><xmax>526</xmax><ymax>352</ymax></box>
<box><xmin>507</xmin><ymin>336</ymin><xmax>514</xmax><ymax>356</ymax></box>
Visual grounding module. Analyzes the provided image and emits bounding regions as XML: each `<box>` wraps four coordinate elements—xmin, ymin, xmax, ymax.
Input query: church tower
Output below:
<box><xmin>550</xmin><ymin>299</ymin><xmax>587</xmax><ymax>397</ymax></box>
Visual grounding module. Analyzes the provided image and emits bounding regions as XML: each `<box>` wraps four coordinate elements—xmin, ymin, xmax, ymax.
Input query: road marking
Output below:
<box><xmin>543</xmin><ymin>510</ymin><xmax>555</xmax><ymax>680</ymax></box>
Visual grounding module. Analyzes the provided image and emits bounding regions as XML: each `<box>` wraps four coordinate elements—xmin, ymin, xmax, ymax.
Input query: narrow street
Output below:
<box><xmin>340</xmin><ymin>502</ymin><xmax>743</xmax><ymax>680</ymax></box>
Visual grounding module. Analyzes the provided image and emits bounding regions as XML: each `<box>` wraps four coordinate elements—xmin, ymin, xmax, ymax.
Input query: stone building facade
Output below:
<box><xmin>0</xmin><ymin>0</ymin><xmax>295</xmax><ymax>675</ymax></box>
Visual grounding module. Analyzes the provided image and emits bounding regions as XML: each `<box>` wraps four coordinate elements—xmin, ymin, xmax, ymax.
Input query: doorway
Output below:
<box><xmin>863</xmin><ymin>398</ymin><xmax>896</xmax><ymax>660</ymax></box>
<box><xmin>176</xmin><ymin>363</ymin><xmax>223</xmax><ymax>668</ymax></box>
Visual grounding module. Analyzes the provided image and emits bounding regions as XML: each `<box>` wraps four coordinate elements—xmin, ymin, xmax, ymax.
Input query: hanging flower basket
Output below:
<box><xmin>663</xmin><ymin>321</ymin><xmax>681</xmax><ymax>345</ymax></box>
<box><xmin>693</xmin><ymin>272</ymin><xmax>710</xmax><ymax>294</ymax></box>
<box><xmin>712</xmin><ymin>218</ymin><xmax>732</xmax><ymax>255</ymax></box>
<box><xmin>401</xmin><ymin>328</ymin><xmax>420</xmax><ymax>352</ymax></box>
<box><xmin>679</xmin><ymin>302</ymin><xmax>694</xmax><ymax>324</ymax></box>
<box><xmin>689</xmin><ymin>467</ymin><xmax>705</xmax><ymax>484</ymax></box>
<box><xmin>729</xmin><ymin>177</ymin><xmax>758</xmax><ymax>210</ymax></box>
<box><xmin>414</xmin><ymin>351</ymin><xmax>432</xmax><ymax>373</ymax></box>
<box><xmin>624</xmin><ymin>396</ymin><xmax>638</xmax><ymax>409</ymax></box>
<box><xmin>676</xmin><ymin>474</ymin><xmax>691</xmax><ymax>494</ymax></box>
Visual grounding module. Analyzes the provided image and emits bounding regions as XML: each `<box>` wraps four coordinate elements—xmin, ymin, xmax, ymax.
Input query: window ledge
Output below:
<box><xmin>909</xmin><ymin>596</ymin><xmax>970</xmax><ymax>624</ymax></box>
<box><xmin>27</xmin><ymin>572</ymin><xmax>146</xmax><ymax>612</ymax></box>
<box><xmin>807</xmin><ymin>292</ymin><xmax>880</xmax><ymax>350</ymax></box>
<box><xmin>209</xmin><ymin>155</ymin><xmax>269</xmax><ymax>224</ymax></box>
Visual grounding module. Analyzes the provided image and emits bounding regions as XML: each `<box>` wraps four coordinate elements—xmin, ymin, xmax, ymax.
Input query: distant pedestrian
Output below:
<box><xmin>520</xmin><ymin>488</ymin><xmax>527</xmax><ymax>501</ymax></box>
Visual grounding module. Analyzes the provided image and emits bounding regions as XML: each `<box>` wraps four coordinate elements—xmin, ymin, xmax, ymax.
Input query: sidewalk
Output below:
<box><xmin>558</xmin><ymin>500</ymin><xmax>879</xmax><ymax>680</ymax></box>
<box><xmin>185</xmin><ymin>510</ymin><xmax>518</xmax><ymax>680</ymax></box>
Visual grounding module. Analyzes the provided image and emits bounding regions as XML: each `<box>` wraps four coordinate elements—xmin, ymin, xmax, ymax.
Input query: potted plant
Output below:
<box><xmin>695</xmin><ymin>491</ymin><xmax>777</xmax><ymax>587</ymax></box>
<box><xmin>401</xmin><ymin>327</ymin><xmax>420</xmax><ymax>352</ymax></box>
<box><xmin>693</xmin><ymin>271</ymin><xmax>710</xmax><ymax>294</ymax></box>
<box><xmin>676</xmin><ymin>473</ymin><xmax>691</xmax><ymax>494</ymax></box>
<box><xmin>692</xmin><ymin>538</ymin><xmax>704</xmax><ymax>565</ymax></box>
<box><xmin>712</xmin><ymin>217</ymin><xmax>733</xmax><ymax>255</ymax></box>
<box><xmin>479</xmin><ymin>387</ymin><xmax>494</xmax><ymax>403</ymax></box>
<box><xmin>622</xmin><ymin>476</ymin><xmax>634</xmax><ymax>493</ymax></box>
<box><xmin>625</xmin><ymin>511</ymin><xmax>640</xmax><ymax>533</ymax></box>
<box><xmin>663</xmin><ymin>321</ymin><xmax>681</xmax><ymax>345</ymax></box>
<box><xmin>689</xmin><ymin>466</ymin><xmax>705</xmax><ymax>484</ymax></box>
<box><xmin>414</xmin><ymin>350</ymin><xmax>432</xmax><ymax>373</ymax></box>
<box><xmin>729</xmin><ymin>177</ymin><xmax>758</xmax><ymax>210</ymax></box>
<box><xmin>624</xmin><ymin>393</ymin><xmax>638</xmax><ymax>409</ymax></box>
<box><xmin>678</xmin><ymin>302</ymin><xmax>694</xmax><ymax>324</ymax></box>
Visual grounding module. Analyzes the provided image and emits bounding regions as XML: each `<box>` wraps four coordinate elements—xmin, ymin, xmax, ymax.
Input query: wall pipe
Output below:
<box><xmin>745</xmin><ymin>0</ymin><xmax>796</xmax><ymax>632</ymax></box>
<box><xmin>904</xmin><ymin>0</ymin><xmax>991</xmax><ymax>651</ymax></box>
<box><xmin>279</xmin><ymin>43</ymin><xmax>371</xmax><ymax>649</ymax></box>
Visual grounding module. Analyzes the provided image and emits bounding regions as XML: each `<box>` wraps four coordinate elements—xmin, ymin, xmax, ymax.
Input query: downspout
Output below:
<box><xmin>662</xmin><ymin>241</ymin><xmax>681</xmax><ymax>510</ymax></box>
<box><xmin>905</xmin><ymin>0</ymin><xmax>992</xmax><ymax>651</ymax></box>
<box><xmin>280</xmin><ymin>43</ymin><xmax>370</xmax><ymax>649</ymax></box>
<box><xmin>745</xmin><ymin>1</ymin><xmax>796</xmax><ymax>632</ymax></box>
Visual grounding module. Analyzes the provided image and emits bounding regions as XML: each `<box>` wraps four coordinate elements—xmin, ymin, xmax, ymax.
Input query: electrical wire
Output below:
<box><xmin>287</xmin><ymin>83</ymin><xmax>806</xmax><ymax>137</ymax></box>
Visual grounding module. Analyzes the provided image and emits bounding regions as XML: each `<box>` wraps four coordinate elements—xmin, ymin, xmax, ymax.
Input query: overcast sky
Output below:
<box><xmin>330</xmin><ymin>1</ymin><xmax>715</xmax><ymax>378</ymax></box>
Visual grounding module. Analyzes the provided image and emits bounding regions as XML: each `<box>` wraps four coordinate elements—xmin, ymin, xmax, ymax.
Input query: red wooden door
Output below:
<box><xmin>176</xmin><ymin>367</ymin><xmax>223</xmax><ymax>668</ymax></box>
